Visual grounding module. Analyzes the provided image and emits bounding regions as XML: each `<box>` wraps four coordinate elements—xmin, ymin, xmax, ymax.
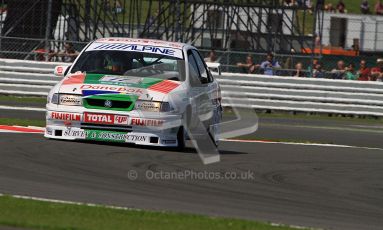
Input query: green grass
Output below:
<box><xmin>0</xmin><ymin>118</ymin><xmax>45</xmax><ymax>127</ymax></box>
<box><xmin>0</xmin><ymin>195</ymin><xmax>303</xmax><ymax>230</ymax></box>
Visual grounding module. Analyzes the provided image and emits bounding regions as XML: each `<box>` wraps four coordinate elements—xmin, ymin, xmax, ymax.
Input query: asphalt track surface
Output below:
<box><xmin>1</xmin><ymin>107</ymin><xmax>383</xmax><ymax>230</ymax></box>
<box><xmin>1</xmin><ymin>131</ymin><xmax>383</xmax><ymax>230</ymax></box>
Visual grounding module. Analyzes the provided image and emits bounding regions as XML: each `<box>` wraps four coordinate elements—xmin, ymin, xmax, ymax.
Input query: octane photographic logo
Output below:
<box><xmin>132</xmin><ymin>76</ymin><xmax>259</xmax><ymax>165</ymax></box>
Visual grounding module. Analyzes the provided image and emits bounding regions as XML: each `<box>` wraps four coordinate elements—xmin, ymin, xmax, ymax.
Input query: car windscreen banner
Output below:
<box><xmin>86</xmin><ymin>43</ymin><xmax>184</xmax><ymax>59</ymax></box>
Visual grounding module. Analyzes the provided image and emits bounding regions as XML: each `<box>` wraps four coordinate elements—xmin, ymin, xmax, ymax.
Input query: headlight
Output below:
<box><xmin>51</xmin><ymin>93</ymin><xmax>59</xmax><ymax>104</ymax></box>
<box><xmin>51</xmin><ymin>93</ymin><xmax>82</xmax><ymax>106</ymax></box>
<box><xmin>160</xmin><ymin>102</ymin><xmax>172</xmax><ymax>112</ymax></box>
<box><xmin>135</xmin><ymin>100</ymin><xmax>173</xmax><ymax>112</ymax></box>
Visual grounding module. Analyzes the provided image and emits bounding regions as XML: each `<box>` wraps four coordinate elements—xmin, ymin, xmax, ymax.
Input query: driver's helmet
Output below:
<box><xmin>105</xmin><ymin>52</ymin><xmax>125</xmax><ymax>73</ymax></box>
<box><xmin>106</xmin><ymin>59</ymin><xmax>124</xmax><ymax>73</ymax></box>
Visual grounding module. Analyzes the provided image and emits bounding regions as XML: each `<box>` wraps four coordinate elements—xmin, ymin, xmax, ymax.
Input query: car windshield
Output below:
<box><xmin>70</xmin><ymin>50</ymin><xmax>186</xmax><ymax>81</ymax></box>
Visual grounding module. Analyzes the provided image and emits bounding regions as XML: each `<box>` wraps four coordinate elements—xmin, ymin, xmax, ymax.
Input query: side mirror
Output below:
<box><xmin>54</xmin><ymin>65</ymin><xmax>69</xmax><ymax>77</ymax></box>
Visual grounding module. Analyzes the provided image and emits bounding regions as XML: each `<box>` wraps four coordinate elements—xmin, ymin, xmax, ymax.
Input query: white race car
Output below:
<box><xmin>45</xmin><ymin>38</ymin><xmax>222</xmax><ymax>149</ymax></box>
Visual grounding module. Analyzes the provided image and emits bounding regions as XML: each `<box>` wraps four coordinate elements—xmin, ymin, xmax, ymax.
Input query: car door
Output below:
<box><xmin>187</xmin><ymin>49</ymin><xmax>216</xmax><ymax>126</ymax></box>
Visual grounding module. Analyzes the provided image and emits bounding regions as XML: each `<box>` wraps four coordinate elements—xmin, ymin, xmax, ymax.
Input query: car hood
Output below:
<box><xmin>58</xmin><ymin>72</ymin><xmax>182</xmax><ymax>102</ymax></box>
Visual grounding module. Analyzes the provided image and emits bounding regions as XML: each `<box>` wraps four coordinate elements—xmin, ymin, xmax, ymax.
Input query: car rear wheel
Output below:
<box><xmin>176</xmin><ymin>126</ymin><xmax>186</xmax><ymax>150</ymax></box>
<box><xmin>177</xmin><ymin>106</ymin><xmax>193</xmax><ymax>151</ymax></box>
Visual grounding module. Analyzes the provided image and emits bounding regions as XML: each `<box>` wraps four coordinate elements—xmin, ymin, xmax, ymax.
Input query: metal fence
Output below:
<box><xmin>0</xmin><ymin>0</ymin><xmax>381</xmax><ymax>80</ymax></box>
<box><xmin>0</xmin><ymin>36</ymin><xmax>380</xmax><ymax>81</ymax></box>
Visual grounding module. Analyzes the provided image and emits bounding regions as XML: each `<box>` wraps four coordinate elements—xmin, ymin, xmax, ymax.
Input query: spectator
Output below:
<box><xmin>360</xmin><ymin>0</ymin><xmax>371</xmax><ymax>14</ymax></box>
<box><xmin>237</xmin><ymin>54</ymin><xmax>259</xmax><ymax>74</ymax></box>
<box><xmin>292</xmin><ymin>62</ymin><xmax>305</xmax><ymax>77</ymax></box>
<box><xmin>296</xmin><ymin>0</ymin><xmax>303</xmax><ymax>7</ymax></box>
<box><xmin>33</xmin><ymin>48</ymin><xmax>55</xmax><ymax>61</ymax></box>
<box><xmin>283</xmin><ymin>56</ymin><xmax>292</xmax><ymax>69</ymax></box>
<box><xmin>356</xmin><ymin>59</ymin><xmax>371</xmax><ymax>81</ymax></box>
<box><xmin>307</xmin><ymin>58</ymin><xmax>319</xmax><ymax>77</ymax></box>
<box><xmin>106</xmin><ymin>0</ymin><xmax>123</xmax><ymax>13</ymax></box>
<box><xmin>284</xmin><ymin>0</ymin><xmax>296</xmax><ymax>7</ymax></box>
<box><xmin>375</xmin><ymin>0</ymin><xmax>383</xmax><ymax>14</ymax></box>
<box><xmin>336</xmin><ymin>0</ymin><xmax>347</xmax><ymax>13</ymax></box>
<box><xmin>115</xmin><ymin>0</ymin><xmax>123</xmax><ymax>13</ymax></box>
<box><xmin>344</xmin><ymin>63</ymin><xmax>357</xmax><ymax>80</ymax></box>
<box><xmin>49</xmin><ymin>42</ymin><xmax>79</xmax><ymax>62</ymax></box>
<box><xmin>284</xmin><ymin>0</ymin><xmax>291</xmax><ymax>6</ymax></box>
<box><xmin>104</xmin><ymin>0</ymin><xmax>111</xmax><ymax>11</ymax></box>
<box><xmin>305</xmin><ymin>0</ymin><xmax>313</xmax><ymax>9</ymax></box>
<box><xmin>331</xmin><ymin>60</ymin><xmax>347</xmax><ymax>79</ymax></box>
<box><xmin>146</xmin><ymin>10</ymin><xmax>159</xmax><ymax>29</ymax></box>
<box><xmin>325</xmin><ymin>3</ymin><xmax>336</xmax><ymax>12</ymax></box>
<box><xmin>260</xmin><ymin>52</ymin><xmax>281</xmax><ymax>76</ymax></box>
<box><xmin>313</xmin><ymin>63</ymin><xmax>326</xmax><ymax>78</ymax></box>
<box><xmin>306</xmin><ymin>0</ymin><xmax>313</xmax><ymax>13</ymax></box>
<box><xmin>204</xmin><ymin>50</ymin><xmax>218</xmax><ymax>63</ymax></box>
<box><xmin>371</xmin><ymin>58</ymin><xmax>383</xmax><ymax>81</ymax></box>
<box><xmin>315</xmin><ymin>34</ymin><xmax>321</xmax><ymax>47</ymax></box>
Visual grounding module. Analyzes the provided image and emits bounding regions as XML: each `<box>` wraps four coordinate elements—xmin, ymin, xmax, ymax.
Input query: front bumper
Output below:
<box><xmin>45</xmin><ymin>107</ymin><xmax>182</xmax><ymax>147</ymax></box>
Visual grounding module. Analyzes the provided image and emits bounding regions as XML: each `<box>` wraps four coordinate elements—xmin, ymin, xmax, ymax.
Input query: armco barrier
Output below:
<box><xmin>217</xmin><ymin>72</ymin><xmax>383</xmax><ymax>116</ymax></box>
<box><xmin>0</xmin><ymin>59</ymin><xmax>68</xmax><ymax>96</ymax></box>
<box><xmin>1</xmin><ymin>58</ymin><xmax>383</xmax><ymax>116</ymax></box>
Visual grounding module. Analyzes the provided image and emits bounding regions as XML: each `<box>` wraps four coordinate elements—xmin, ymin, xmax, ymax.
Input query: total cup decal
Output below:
<box><xmin>115</xmin><ymin>115</ymin><xmax>129</xmax><ymax>125</ymax></box>
<box><xmin>83</xmin><ymin>112</ymin><xmax>129</xmax><ymax>125</ymax></box>
<box><xmin>83</xmin><ymin>112</ymin><xmax>164</xmax><ymax>127</ymax></box>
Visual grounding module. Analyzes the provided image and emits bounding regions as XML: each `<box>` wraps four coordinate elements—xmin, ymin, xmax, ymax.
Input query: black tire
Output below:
<box><xmin>176</xmin><ymin>125</ymin><xmax>185</xmax><ymax>150</ymax></box>
<box><xmin>184</xmin><ymin>105</ymin><xmax>192</xmax><ymax>129</ymax></box>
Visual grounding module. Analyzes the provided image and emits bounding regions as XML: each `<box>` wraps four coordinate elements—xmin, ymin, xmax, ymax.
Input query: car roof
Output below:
<box><xmin>94</xmin><ymin>38</ymin><xmax>188</xmax><ymax>49</ymax></box>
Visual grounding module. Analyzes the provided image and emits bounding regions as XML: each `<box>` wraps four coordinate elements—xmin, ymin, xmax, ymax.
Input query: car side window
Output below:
<box><xmin>191</xmin><ymin>50</ymin><xmax>211</xmax><ymax>84</ymax></box>
<box><xmin>187</xmin><ymin>51</ymin><xmax>200</xmax><ymax>85</ymax></box>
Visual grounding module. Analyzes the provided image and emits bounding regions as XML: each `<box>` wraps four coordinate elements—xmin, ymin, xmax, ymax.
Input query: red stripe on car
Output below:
<box><xmin>148</xmin><ymin>80</ymin><xmax>179</xmax><ymax>94</ymax></box>
<box><xmin>62</xmin><ymin>73</ymin><xmax>86</xmax><ymax>85</ymax></box>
